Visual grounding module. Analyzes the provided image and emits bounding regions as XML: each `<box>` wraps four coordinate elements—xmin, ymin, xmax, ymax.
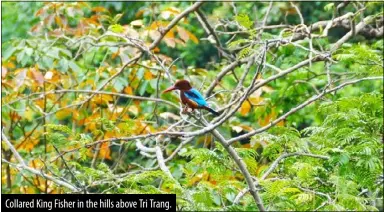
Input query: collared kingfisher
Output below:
<box><xmin>162</xmin><ymin>80</ymin><xmax>220</xmax><ymax>116</ymax></box>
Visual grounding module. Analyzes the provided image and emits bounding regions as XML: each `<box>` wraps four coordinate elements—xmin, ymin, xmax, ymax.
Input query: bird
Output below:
<box><xmin>162</xmin><ymin>79</ymin><xmax>220</xmax><ymax>116</ymax></box>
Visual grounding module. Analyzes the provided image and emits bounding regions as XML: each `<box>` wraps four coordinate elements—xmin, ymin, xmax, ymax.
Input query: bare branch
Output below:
<box><xmin>290</xmin><ymin>2</ymin><xmax>304</xmax><ymax>25</ymax></box>
<box><xmin>136</xmin><ymin>140</ymin><xmax>156</xmax><ymax>153</ymax></box>
<box><xmin>331</xmin><ymin>16</ymin><xmax>371</xmax><ymax>52</ymax></box>
<box><xmin>195</xmin><ymin>9</ymin><xmax>234</xmax><ymax>60</ymax></box>
<box><xmin>2</xmin><ymin>131</ymin><xmax>26</xmax><ymax>166</ymax></box>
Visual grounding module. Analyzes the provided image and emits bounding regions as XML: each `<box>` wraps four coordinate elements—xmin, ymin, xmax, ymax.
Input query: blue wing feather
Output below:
<box><xmin>184</xmin><ymin>88</ymin><xmax>207</xmax><ymax>107</ymax></box>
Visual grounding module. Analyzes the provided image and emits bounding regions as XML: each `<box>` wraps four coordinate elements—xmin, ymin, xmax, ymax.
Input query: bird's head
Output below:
<box><xmin>162</xmin><ymin>80</ymin><xmax>192</xmax><ymax>93</ymax></box>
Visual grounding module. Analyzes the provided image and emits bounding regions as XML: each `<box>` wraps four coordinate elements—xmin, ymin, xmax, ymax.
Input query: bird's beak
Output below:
<box><xmin>162</xmin><ymin>86</ymin><xmax>176</xmax><ymax>94</ymax></box>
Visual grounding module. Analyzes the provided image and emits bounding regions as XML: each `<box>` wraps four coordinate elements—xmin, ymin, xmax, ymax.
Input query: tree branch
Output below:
<box><xmin>3</xmin><ymin>89</ymin><xmax>179</xmax><ymax>110</ymax></box>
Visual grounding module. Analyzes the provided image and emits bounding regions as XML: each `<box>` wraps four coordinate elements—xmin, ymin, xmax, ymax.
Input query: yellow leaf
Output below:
<box><xmin>30</xmin><ymin>68</ymin><xmax>44</xmax><ymax>85</ymax></box>
<box><xmin>98</xmin><ymin>143</ymin><xmax>111</xmax><ymax>160</ymax></box>
<box><xmin>163</xmin><ymin>37</ymin><xmax>176</xmax><ymax>48</ymax></box>
<box><xmin>61</xmin><ymin>75</ymin><xmax>72</xmax><ymax>89</ymax></box>
<box><xmin>92</xmin><ymin>6</ymin><xmax>107</xmax><ymax>13</ymax></box>
<box><xmin>188</xmin><ymin>175</ymin><xmax>202</xmax><ymax>186</ymax></box>
<box><xmin>242</xmin><ymin>143</ymin><xmax>251</xmax><ymax>148</ymax></box>
<box><xmin>128</xmin><ymin>105</ymin><xmax>139</xmax><ymax>116</ymax></box>
<box><xmin>165</xmin><ymin>7</ymin><xmax>180</xmax><ymax>14</ymax></box>
<box><xmin>124</xmin><ymin>86</ymin><xmax>133</xmax><ymax>95</ymax></box>
<box><xmin>35</xmin><ymin>7</ymin><xmax>44</xmax><ymax>16</ymax></box>
<box><xmin>34</xmin><ymin>99</ymin><xmax>44</xmax><ymax>110</ymax></box>
<box><xmin>174</xmin><ymin>38</ymin><xmax>185</xmax><ymax>46</ymax></box>
<box><xmin>24</xmin><ymin>108</ymin><xmax>34</xmax><ymax>121</ymax></box>
<box><xmin>144</xmin><ymin>70</ymin><xmax>154</xmax><ymax>80</ymax></box>
<box><xmin>72</xmin><ymin>110</ymin><xmax>80</xmax><ymax>120</ymax></box>
<box><xmin>104</xmin><ymin>131</ymin><xmax>116</xmax><ymax>139</ymax></box>
<box><xmin>3</xmin><ymin>61</ymin><xmax>15</xmax><ymax>69</ymax></box>
<box><xmin>111</xmin><ymin>48</ymin><xmax>120</xmax><ymax>59</ymax></box>
<box><xmin>277</xmin><ymin>120</ymin><xmax>285</xmax><ymax>126</ymax></box>
<box><xmin>196</xmin><ymin>134</ymin><xmax>213</xmax><ymax>146</ymax></box>
<box><xmin>149</xmin><ymin>21</ymin><xmax>168</xmax><ymax>30</ymax></box>
<box><xmin>25</xmin><ymin>187</ymin><xmax>37</xmax><ymax>194</ymax></box>
<box><xmin>165</xmin><ymin>28</ymin><xmax>175</xmax><ymax>38</ymax></box>
<box><xmin>55</xmin><ymin>15</ymin><xmax>63</xmax><ymax>27</ymax></box>
<box><xmin>186</xmin><ymin>30</ymin><xmax>199</xmax><ymax>44</ymax></box>
<box><xmin>240</xmin><ymin>101</ymin><xmax>251</xmax><ymax>116</ymax></box>
<box><xmin>249</xmin><ymin>96</ymin><xmax>263</xmax><ymax>105</ymax></box>
<box><xmin>240</xmin><ymin>125</ymin><xmax>253</xmax><ymax>131</ymax></box>
<box><xmin>153</xmin><ymin>47</ymin><xmax>160</xmax><ymax>53</ymax></box>
<box><xmin>135</xmin><ymin>9</ymin><xmax>144</xmax><ymax>18</ymax></box>
<box><xmin>55</xmin><ymin>109</ymin><xmax>71</xmax><ymax>120</ymax></box>
<box><xmin>92</xmin><ymin>94</ymin><xmax>113</xmax><ymax>105</ymax></box>
<box><xmin>258</xmin><ymin>108</ymin><xmax>277</xmax><ymax>127</ymax></box>
<box><xmin>176</xmin><ymin>26</ymin><xmax>189</xmax><ymax>42</ymax></box>
<box><xmin>29</xmin><ymin>159</ymin><xmax>44</xmax><ymax>169</ymax></box>
<box><xmin>19</xmin><ymin>139</ymin><xmax>38</xmax><ymax>151</ymax></box>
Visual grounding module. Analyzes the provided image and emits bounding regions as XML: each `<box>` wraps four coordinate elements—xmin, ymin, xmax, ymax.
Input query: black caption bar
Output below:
<box><xmin>1</xmin><ymin>194</ymin><xmax>176</xmax><ymax>211</ymax></box>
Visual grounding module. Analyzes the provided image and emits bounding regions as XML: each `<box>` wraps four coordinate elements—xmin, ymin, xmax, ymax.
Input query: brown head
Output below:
<box><xmin>162</xmin><ymin>80</ymin><xmax>192</xmax><ymax>93</ymax></box>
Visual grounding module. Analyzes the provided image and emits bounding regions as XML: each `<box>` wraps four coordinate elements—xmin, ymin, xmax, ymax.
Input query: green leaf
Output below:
<box><xmin>235</xmin><ymin>14</ymin><xmax>253</xmax><ymax>29</ymax></box>
<box><xmin>69</xmin><ymin>60</ymin><xmax>81</xmax><ymax>72</ymax></box>
<box><xmin>59</xmin><ymin>48</ymin><xmax>72</xmax><ymax>57</ymax></box>
<box><xmin>25</xmin><ymin>47</ymin><xmax>33</xmax><ymax>56</ymax></box>
<box><xmin>227</xmin><ymin>39</ymin><xmax>248</xmax><ymax>49</ymax></box>
<box><xmin>3</xmin><ymin>46</ymin><xmax>16</xmax><ymax>60</ymax></box>
<box><xmin>324</xmin><ymin>3</ymin><xmax>334</xmax><ymax>11</ymax></box>
<box><xmin>113</xmin><ymin>77</ymin><xmax>128</xmax><ymax>92</ymax></box>
<box><xmin>238</xmin><ymin>46</ymin><xmax>251</xmax><ymax>59</ymax></box>
<box><xmin>139</xmin><ymin>81</ymin><xmax>149</xmax><ymax>96</ymax></box>
<box><xmin>47</xmin><ymin>47</ymin><xmax>60</xmax><ymax>59</ymax></box>
<box><xmin>109</xmin><ymin>24</ymin><xmax>124</xmax><ymax>33</ymax></box>
<box><xmin>16</xmin><ymin>50</ymin><xmax>25</xmax><ymax>63</ymax></box>
<box><xmin>113</xmin><ymin>13</ymin><xmax>124</xmax><ymax>24</ymax></box>
<box><xmin>225</xmin><ymin>192</ymin><xmax>235</xmax><ymax>202</ymax></box>
<box><xmin>20</xmin><ymin>55</ymin><xmax>30</xmax><ymax>67</ymax></box>
<box><xmin>59</xmin><ymin>59</ymin><xmax>69</xmax><ymax>73</ymax></box>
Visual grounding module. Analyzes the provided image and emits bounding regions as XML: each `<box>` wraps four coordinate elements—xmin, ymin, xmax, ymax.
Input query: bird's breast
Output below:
<box><xmin>180</xmin><ymin>92</ymin><xmax>199</xmax><ymax>109</ymax></box>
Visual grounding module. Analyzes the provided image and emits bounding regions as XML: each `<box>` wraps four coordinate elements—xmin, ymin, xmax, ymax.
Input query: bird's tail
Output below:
<box><xmin>204</xmin><ymin>106</ymin><xmax>220</xmax><ymax>116</ymax></box>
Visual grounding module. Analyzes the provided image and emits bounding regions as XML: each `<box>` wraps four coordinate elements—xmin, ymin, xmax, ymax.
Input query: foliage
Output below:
<box><xmin>1</xmin><ymin>2</ymin><xmax>383</xmax><ymax>211</ymax></box>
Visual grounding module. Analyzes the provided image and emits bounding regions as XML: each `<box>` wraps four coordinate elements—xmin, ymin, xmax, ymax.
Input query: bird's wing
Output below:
<box><xmin>184</xmin><ymin>88</ymin><xmax>208</xmax><ymax>107</ymax></box>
